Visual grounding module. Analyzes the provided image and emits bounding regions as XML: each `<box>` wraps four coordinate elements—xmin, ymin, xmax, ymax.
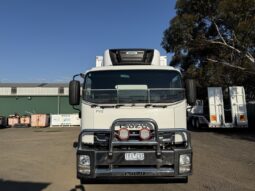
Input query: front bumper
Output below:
<box><xmin>75</xmin><ymin>119</ymin><xmax>192</xmax><ymax>182</ymax></box>
<box><xmin>77</xmin><ymin>149</ymin><xmax>192</xmax><ymax>179</ymax></box>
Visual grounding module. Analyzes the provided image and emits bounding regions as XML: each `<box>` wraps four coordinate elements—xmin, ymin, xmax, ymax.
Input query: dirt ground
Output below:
<box><xmin>0</xmin><ymin>127</ymin><xmax>255</xmax><ymax>191</ymax></box>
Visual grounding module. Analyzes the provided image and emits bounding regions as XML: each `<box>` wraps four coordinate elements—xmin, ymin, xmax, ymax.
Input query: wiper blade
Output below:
<box><xmin>100</xmin><ymin>105</ymin><xmax>115</xmax><ymax>109</ymax></box>
<box><xmin>145</xmin><ymin>104</ymin><xmax>152</xmax><ymax>108</ymax></box>
<box><xmin>152</xmin><ymin>105</ymin><xmax>168</xmax><ymax>108</ymax></box>
<box><xmin>99</xmin><ymin>104</ymin><xmax>126</xmax><ymax>109</ymax></box>
<box><xmin>144</xmin><ymin>104</ymin><xmax>168</xmax><ymax>108</ymax></box>
<box><xmin>115</xmin><ymin>104</ymin><xmax>125</xmax><ymax>108</ymax></box>
<box><xmin>90</xmin><ymin>104</ymin><xmax>126</xmax><ymax>109</ymax></box>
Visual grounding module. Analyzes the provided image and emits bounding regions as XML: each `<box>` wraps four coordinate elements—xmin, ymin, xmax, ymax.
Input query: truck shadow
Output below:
<box><xmin>0</xmin><ymin>126</ymin><xmax>10</xmax><ymax>130</ymax></box>
<box><xmin>188</xmin><ymin>125</ymin><xmax>255</xmax><ymax>142</ymax></box>
<box><xmin>70</xmin><ymin>184</ymin><xmax>184</xmax><ymax>191</ymax></box>
<box><xmin>214</xmin><ymin>129</ymin><xmax>255</xmax><ymax>142</ymax></box>
<box><xmin>0</xmin><ymin>179</ymin><xmax>50</xmax><ymax>191</ymax></box>
<box><xmin>70</xmin><ymin>185</ymin><xmax>85</xmax><ymax>191</ymax></box>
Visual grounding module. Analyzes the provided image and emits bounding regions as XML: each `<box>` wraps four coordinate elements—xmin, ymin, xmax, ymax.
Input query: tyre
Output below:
<box><xmin>191</xmin><ymin>118</ymin><xmax>196</xmax><ymax>128</ymax></box>
<box><xmin>195</xmin><ymin>118</ymin><xmax>200</xmax><ymax>129</ymax></box>
<box><xmin>75</xmin><ymin>184</ymin><xmax>85</xmax><ymax>191</ymax></box>
<box><xmin>171</xmin><ymin>176</ymin><xmax>188</xmax><ymax>183</ymax></box>
<box><xmin>181</xmin><ymin>176</ymin><xmax>188</xmax><ymax>183</ymax></box>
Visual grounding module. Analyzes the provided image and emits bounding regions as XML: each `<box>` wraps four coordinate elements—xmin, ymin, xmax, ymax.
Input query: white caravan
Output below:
<box><xmin>188</xmin><ymin>86</ymin><xmax>248</xmax><ymax>128</ymax></box>
<box><xmin>69</xmin><ymin>49</ymin><xmax>196</xmax><ymax>184</ymax></box>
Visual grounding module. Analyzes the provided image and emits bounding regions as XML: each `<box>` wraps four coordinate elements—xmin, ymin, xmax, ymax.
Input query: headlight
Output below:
<box><xmin>79</xmin><ymin>155</ymin><xmax>90</xmax><ymax>165</ymax></box>
<box><xmin>180</xmin><ymin>154</ymin><xmax>190</xmax><ymax>165</ymax></box>
<box><xmin>139</xmin><ymin>128</ymin><xmax>151</xmax><ymax>140</ymax></box>
<box><xmin>179</xmin><ymin>154</ymin><xmax>191</xmax><ymax>174</ymax></box>
<box><xmin>78</xmin><ymin>155</ymin><xmax>91</xmax><ymax>175</ymax></box>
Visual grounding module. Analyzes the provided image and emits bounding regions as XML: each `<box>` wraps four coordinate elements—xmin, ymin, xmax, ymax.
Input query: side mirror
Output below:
<box><xmin>69</xmin><ymin>80</ymin><xmax>81</xmax><ymax>106</ymax></box>
<box><xmin>185</xmin><ymin>79</ymin><xmax>196</xmax><ymax>106</ymax></box>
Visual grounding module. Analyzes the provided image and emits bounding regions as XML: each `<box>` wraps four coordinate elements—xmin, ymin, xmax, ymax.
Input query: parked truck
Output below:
<box><xmin>69</xmin><ymin>49</ymin><xmax>196</xmax><ymax>184</ymax></box>
<box><xmin>188</xmin><ymin>86</ymin><xmax>248</xmax><ymax>128</ymax></box>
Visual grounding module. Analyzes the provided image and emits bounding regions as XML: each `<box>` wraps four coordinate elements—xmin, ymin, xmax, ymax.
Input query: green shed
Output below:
<box><xmin>0</xmin><ymin>83</ymin><xmax>79</xmax><ymax>116</ymax></box>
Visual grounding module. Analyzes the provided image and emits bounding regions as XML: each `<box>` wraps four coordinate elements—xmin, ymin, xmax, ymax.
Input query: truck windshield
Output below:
<box><xmin>83</xmin><ymin>70</ymin><xmax>184</xmax><ymax>104</ymax></box>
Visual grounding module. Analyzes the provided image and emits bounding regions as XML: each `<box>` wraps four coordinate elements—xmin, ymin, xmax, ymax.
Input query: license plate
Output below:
<box><xmin>125</xmin><ymin>152</ymin><xmax>144</xmax><ymax>161</ymax></box>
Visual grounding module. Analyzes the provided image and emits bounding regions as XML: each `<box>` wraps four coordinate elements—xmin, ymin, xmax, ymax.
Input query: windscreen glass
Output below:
<box><xmin>83</xmin><ymin>70</ymin><xmax>184</xmax><ymax>104</ymax></box>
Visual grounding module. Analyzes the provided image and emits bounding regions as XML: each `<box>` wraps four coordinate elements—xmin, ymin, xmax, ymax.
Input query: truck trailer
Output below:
<box><xmin>188</xmin><ymin>86</ymin><xmax>248</xmax><ymax>128</ymax></box>
<box><xmin>69</xmin><ymin>49</ymin><xmax>196</xmax><ymax>184</ymax></box>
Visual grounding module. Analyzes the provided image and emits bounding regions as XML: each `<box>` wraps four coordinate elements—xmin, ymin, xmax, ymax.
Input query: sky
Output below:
<box><xmin>0</xmin><ymin>0</ymin><xmax>176</xmax><ymax>83</ymax></box>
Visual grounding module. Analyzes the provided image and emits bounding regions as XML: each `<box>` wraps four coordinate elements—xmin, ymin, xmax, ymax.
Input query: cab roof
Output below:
<box><xmin>87</xmin><ymin>65</ymin><xmax>180</xmax><ymax>73</ymax></box>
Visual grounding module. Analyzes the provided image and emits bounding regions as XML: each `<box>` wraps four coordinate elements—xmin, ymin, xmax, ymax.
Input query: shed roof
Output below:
<box><xmin>0</xmin><ymin>83</ymin><xmax>69</xmax><ymax>88</ymax></box>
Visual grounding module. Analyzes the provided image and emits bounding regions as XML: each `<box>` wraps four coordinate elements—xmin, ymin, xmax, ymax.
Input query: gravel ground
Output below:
<box><xmin>0</xmin><ymin>127</ymin><xmax>254</xmax><ymax>191</ymax></box>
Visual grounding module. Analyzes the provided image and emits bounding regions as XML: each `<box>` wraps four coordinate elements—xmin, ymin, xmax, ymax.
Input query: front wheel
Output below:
<box><xmin>70</xmin><ymin>185</ymin><xmax>85</xmax><ymax>191</ymax></box>
<box><xmin>191</xmin><ymin>117</ymin><xmax>196</xmax><ymax>128</ymax></box>
<box><xmin>179</xmin><ymin>176</ymin><xmax>188</xmax><ymax>183</ymax></box>
<box><xmin>195</xmin><ymin>118</ymin><xmax>200</xmax><ymax>129</ymax></box>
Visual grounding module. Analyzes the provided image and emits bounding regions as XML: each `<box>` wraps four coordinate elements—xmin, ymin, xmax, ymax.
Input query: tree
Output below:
<box><xmin>162</xmin><ymin>0</ymin><xmax>255</xmax><ymax>99</ymax></box>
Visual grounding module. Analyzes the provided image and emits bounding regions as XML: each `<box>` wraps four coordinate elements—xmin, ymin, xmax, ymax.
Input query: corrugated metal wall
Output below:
<box><xmin>0</xmin><ymin>87</ymin><xmax>69</xmax><ymax>96</ymax></box>
<box><xmin>0</xmin><ymin>88</ymin><xmax>12</xmax><ymax>95</ymax></box>
<box><xmin>0</xmin><ymin>96</ymin><xmax>79</xmax><ymax>116</ymax></box>
<box><xmin>17</xmin><ymin>88</ymin><xmax>62</xmax><ymax>95</ymax></box>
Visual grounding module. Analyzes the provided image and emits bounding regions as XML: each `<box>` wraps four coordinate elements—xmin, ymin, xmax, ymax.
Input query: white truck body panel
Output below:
<box><xmin>160</xmin><ymin>56</ymin><xmax>168</xmax><ymax>66</ymax></box>
<box><xmin>96</xmin><ymin>56</ymin><xmax>103</xmax><ymax>67</ymax></box>
<box><xmin>229</xmin><ymin>86</ymin><xmax>248</xmax><ymax>126</ymax></box>
<box><xmin>90</xmin><ymin>64</ymin><xmax>177</xmax><ymax>72</ymax></box>
<box><xmin>189</xmin><ymin>86</ymin><xmax>248</xmax><ymax>128</ymax></box>
<box><xmin>81</xmin><ymin>100</ymin><xmax>187</xmax><ymax>130</ymax></box>
<box><xmin>101</xmin><ymin>49</ymin><xmax>164</xmax><ymax>67</ymax></box>
<box><xmin>208</xmin><ymin>87</ymin><xmax>224</xmax><ymax>127</ymax></box>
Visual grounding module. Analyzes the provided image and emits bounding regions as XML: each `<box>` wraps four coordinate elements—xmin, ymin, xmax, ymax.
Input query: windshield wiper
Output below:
<box><xmin>99</xmin><ymin>105</ymin><xmax>115</xmax><ymax>109</ymax></box>
<box><xmin>91</xmin><ymin>103</ymin><xmax>168</xmax><ymax>109</ymax></box>
<box><xmin>100</xmin><ymin>104</ymin><xmax>126</xmax><ymax>109</ymax></box>
<box><xmin>91</xmin><ymin>104</ymin><xmax>98</xmax><ymax>108</ymax></box>
<box><xmin>100</xmin><ymin>104</ymin><xmax>125</xmax><ymax>109</ymax></box>
<box><xmin>115</xmin><ymin>104</ymin><xmax>125</xmax><ymax>108</ymax></box>
<box><xmin>90</xmin><ymin>104</ymin><xmax>126</xmax><ymax>109</ymax></box>
<box><xmin>144</xmin><ymin>104</ymin><xmax>168</xmax><ymax>108</ymax></box>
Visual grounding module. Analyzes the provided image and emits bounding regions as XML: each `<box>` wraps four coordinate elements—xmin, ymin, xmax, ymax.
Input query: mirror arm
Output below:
<box><xmin>72</xmin><ymin>106</ymin><xmax>81</xmax><ymax>118</ymax></box>
<box><xmin>73</xmin><ymin>73</ymin><xmax>85</xmax><ymax>80</ymax></box>
<box><xmin>72</xmin><ymin>106</ymin><xmax>80</xmax><ymax>112</ymax></box>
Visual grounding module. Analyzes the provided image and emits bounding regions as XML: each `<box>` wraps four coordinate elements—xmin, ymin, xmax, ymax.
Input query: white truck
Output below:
<box><xmin>69</xmin><ymin>49</ymin><xmax>196</xmax><ymax>184</ymax></box>
<box><xmin>188</xmin><ymin>86</ymin><xmax>248</xmax><ymax>128</ymax></box>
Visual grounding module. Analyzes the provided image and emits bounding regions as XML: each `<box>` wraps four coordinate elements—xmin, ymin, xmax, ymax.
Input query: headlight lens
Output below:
<box><xmin>78</xmin><ymin>155</ymin><xmax>91</xmax><ymax>174</ymax></box>
<box><xmin>179</xmin><ymin>154</ymin><xmax>191</xmax><ymax>174</ymax></box>
<box><xmin>79</xmin><ymin>155</ymin><xmax>90</xmax><ymax>166</ymax></box>
<box><xmin>180</xmin><ymin>154</ymin><xmax>190</xmax><ymax>165</ymax></box>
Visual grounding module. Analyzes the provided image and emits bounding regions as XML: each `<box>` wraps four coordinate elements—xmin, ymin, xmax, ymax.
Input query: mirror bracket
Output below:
<box><xmin>73</xmin><ymin>73</ymin><xmax>85</xmax><ymax>80</ymax></box>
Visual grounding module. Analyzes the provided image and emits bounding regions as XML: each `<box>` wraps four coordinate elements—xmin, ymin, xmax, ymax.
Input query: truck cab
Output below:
<box><xmin>69</xmin><ymin>49</ymin><xmax>195</xmax><ymax>184</ymax></box>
